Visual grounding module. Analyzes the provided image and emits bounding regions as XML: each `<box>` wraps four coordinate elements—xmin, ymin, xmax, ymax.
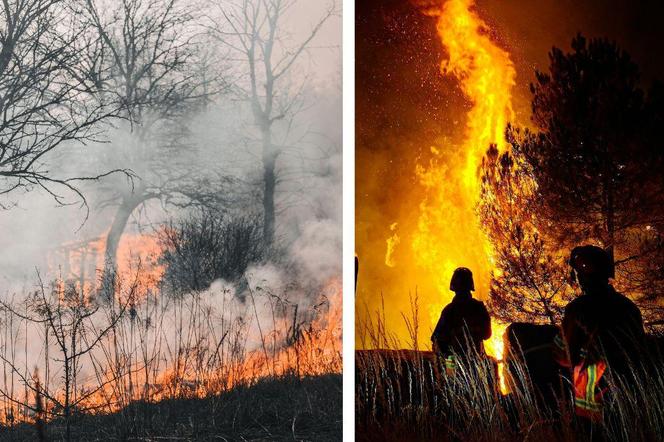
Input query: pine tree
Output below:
<box><xmin>482</xmin><ymin>35</ymin><xmax>664</xmax><ymax>324</ymax></box>
<box><xmin>480</xmin><ymin>143</ymin><xmax>572</xmax><ymax>324</ymax></box>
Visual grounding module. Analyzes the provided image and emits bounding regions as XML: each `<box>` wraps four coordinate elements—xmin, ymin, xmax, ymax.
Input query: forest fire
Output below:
<box><xmin>357</xmin><ymin>0</ymin><xmax>516</xmax><ymax>389</ymax></box>
<box><xmin>358</xmin><ymin>0</ymin><xmax>664</xmax><ymax>436</ymax></box>
<box><xmin>0</xmin><ymin>238</ymin><xmax>341</xmax><ymax>425</ymax></box>
<box><xmin>79</xmin><ymin>277</ymin><xmax>342</xmax><ymax>412</ymax></box>
<box><xmin>413</xmin><ymin>0</ymin><xmax>515</xmax><ymax>364</ymax></box>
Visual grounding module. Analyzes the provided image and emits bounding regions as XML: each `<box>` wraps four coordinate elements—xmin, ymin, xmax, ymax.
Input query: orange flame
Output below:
<box><xmin>357</xmin><ymin>0</ymin><xmax>516</xmax><ymax>392</ymax></box>
<box><xmin>85</xmin><ymin>278</ymin><xmax>341</xmax><ymax>410</ymax></box>
<box><xmin>229</xmin><ymin>278</ymin><xmax>342</xmax><ymax>384</ymax></box>
<box><xmin>48</xmin><ymin>231</ymin><xmax>164</xmax><ymax>303</ymax></box>
<box><xmin>1</xmin><ymin>236</ymin><xmax>341</xmax><ymax>425</ymax></box>
<box><xmin>0</xmin><ymin>278</ymin><xmax>340</xmax><ymax>425</ymax></box>
<box><xmin>415</xmin><ymin>0</ymin><xmax>515</xmax><ymax>389</ymax></box>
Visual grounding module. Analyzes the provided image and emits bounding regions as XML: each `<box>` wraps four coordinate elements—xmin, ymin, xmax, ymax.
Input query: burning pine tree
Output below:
<box><xmin>481</xmin><ymin>35</ymin><xmax>664</xmax><ymax>327</ymax></box>
<box><xmin>479</xmin><ymin>143</ymin><xmax>573</xmax><ymax>325</ymax></box>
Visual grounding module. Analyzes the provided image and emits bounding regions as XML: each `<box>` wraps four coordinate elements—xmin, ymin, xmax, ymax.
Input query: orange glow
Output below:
<box><xmin>94</xmin><ymin>277</ymin><xmax>341</xmax><ymax>410</ymax></box>
<box><xmin>0</xmin><ymin>277</ymin><xmax>340</xmax><ymax>425</ymax></box>
<box><xmin>357</xmin><ymin>0</ymin><xmax>516</xmax><ymax>392</ymax></box>
<box><xmin>47</xmin><ymin>230</ymin><xmax>164</xmax><ymax>301</ymax></box>
<box><xmin>414</xmin><ymin>0</ymin><xmax>515</xmax><ymax>360</ymax></box>
<box><xmin>0</xmin><ymin>237</ymin><xmax>341</xmax><ymax>426</ymax></box>
<box><xmin>385</xmin><ymin>223</ymin><xmax>400</xmax><ymax>267</ymax></box>
<box><xmin>230</xmin><ymin>278</ymin><xmax>342</xmax><ymax>384</ymax></box>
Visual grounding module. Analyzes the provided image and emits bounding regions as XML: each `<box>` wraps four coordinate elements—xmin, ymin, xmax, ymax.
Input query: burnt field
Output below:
<box><xmin>2</xmin><ymin>374</ymin><xmax>342</xmax><ymax>441</ymax></box>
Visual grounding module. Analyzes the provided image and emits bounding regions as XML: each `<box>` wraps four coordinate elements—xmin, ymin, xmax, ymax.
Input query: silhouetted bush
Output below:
<box><xmin>159</xmin><ymin>211</ymin><xmax>264</xmax><ymax>296</ymax></box>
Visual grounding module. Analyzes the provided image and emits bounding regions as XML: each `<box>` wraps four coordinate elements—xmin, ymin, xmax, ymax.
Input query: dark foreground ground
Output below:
<box><xmin>0</xmin><ymin>374</ymin><xmax>342</xmax><ymax>442</ymax></box>
<box><xmin>356</xmin><ymin>346</ymin><xmax>664</xmax><ymax>442</ymax></box>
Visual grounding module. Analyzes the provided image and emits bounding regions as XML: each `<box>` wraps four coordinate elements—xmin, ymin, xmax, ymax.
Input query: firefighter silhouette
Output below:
<box><xmin>563</xmin><ymin>245</ymin><xmax>645</xmax><ymax>373</ymax></box>
<box><xmin>431</xmin><ymin>267</ymin><xmax>492</xmax><ymax>365</ymax></box>
<box><xmin>560</xmin><ymin>245</ymin><xmax>646</xmax><ymax>421</ymax></box>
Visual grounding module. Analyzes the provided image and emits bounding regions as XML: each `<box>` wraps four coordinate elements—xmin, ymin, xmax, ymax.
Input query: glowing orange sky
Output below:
<box><xmin>355</xmin><ymin>0</ymin><xmax>664</xmax><ymax>349</ymax></box>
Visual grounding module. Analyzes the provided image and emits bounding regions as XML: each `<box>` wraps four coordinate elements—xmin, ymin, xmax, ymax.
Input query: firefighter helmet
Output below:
<box><xmin>569</xmin><ymin>245</ymin><xmax>613</xmax><ymax>281</ymax></box>
<box><xmin>450</xmin><ymin>267</ymin><xmax>475</xmax><ymax>292</ymax></box>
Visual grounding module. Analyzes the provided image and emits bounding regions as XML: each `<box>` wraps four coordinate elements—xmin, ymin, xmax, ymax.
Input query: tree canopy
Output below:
<box><xmin>483</xmin><ymin>35</ymin><xmax>664</xmax><ymax>325</ymax></box>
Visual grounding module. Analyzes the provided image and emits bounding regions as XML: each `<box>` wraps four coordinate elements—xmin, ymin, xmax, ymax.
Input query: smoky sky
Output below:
<box><xmin>0</xmin><ymin>1</ymin><xmax>341</xmax><ymax>289</ymax></box>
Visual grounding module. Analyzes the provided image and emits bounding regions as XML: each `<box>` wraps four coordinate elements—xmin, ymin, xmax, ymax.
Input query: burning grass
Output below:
<box><xmin>0</xmin><ymin>261</ymin><xmax>341</xmax><ymax>439</ymax></box>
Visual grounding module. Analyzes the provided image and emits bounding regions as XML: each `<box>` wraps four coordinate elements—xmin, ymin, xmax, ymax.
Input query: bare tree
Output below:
<box><xmin>0</xmin><ymin>0</ymin><xmax>125</xmax><ymax>211</ymax></box>
<box><xmin>207</xmin><ymin>0</ymin><xmax>335</xmax><ymax>246</ymax></box>
<box><xmin>82</xmin><ymin>0</ymin><xmax>231</xmax><ymax>295</ymax></box>
<box><xmin>0</xmin><ymin>278</ymin><xmax>129</xmax><ymax>441</ymax></box>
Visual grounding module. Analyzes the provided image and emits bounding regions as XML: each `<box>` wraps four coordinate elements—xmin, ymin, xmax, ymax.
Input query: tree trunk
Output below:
<box><xmin>603</xmin><ymin>162</ymin><xmax>616</xmax><ymax>278</ymax></box>
<box><xmin>261</xmin><ymin>129</ymin><xmax>277</xmax><ymax>246</ymax></box>
<box><xmin>607</xmin><ymin>205</ymin><xmax>615</xmax><ymax>277</ymax></box>
<box><xmin>100</xmin><ymin>190</ymin><xmax>148</xmax><ymax>300</ymax></box>
<box><xmin>64</xmin><ymin>358</ymin><xmax>71</xmax><ymax>442</ymax></box>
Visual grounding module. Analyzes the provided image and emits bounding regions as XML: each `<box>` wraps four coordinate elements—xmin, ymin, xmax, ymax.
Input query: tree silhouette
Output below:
<box><xmin>483</xmin><ymin>35</ymin><xmax>664</xmax><ymax>324</ymax></box>
<box><xmin>0</xmin><ymin>0</ymin><xmax>126</xmax><ymax>212</ymax></box>
<box><xmin>82</xmin><ymin>0</ymin><xmax>231</xmax><ymax>298</ymax></box>
<box><xmin>207</xmin><ymin>0</ymin><xmax>336</xmax><ymax>247</ymax></box>
<box><xmin>479</xmin><ymin>143</ymin><xmax>573</xmax><ymax>324</ymax></box>
<box><xmin>522</xmin><ymin>35</ymin><xmax>664</xmax><ymax>284</ymax></box>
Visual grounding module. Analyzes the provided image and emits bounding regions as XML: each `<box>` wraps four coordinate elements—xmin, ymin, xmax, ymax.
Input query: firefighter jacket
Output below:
<box><xmin>431</xmin><ymin>292</ymin><xmax>492</xmax><ymax>358</ymax></box>
<box><xmin>562</xmin><ymin>285</ymin><xmax>645</xmax><ymax>377</ymax></box>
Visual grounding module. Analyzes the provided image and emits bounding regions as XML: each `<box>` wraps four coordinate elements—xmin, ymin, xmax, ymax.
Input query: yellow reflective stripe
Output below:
<box><xmin>586</xmin><ymin>364</ymin><xmax>597</xmax><ymax>402</ymax></box>
<box><xmin>575</xmin><ymin>397</ymin><xmax>602</xmax><ymax>412</ymax></box>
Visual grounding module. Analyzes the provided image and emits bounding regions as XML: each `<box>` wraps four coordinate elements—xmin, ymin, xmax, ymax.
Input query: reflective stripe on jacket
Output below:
<box><xmin>445</xmin><ymin>355</ymin><xmax>456</xmax><ymax>376</ymax></box>
<box><xmin>573</xmin><ymin>360</ymin><xmax>607</xmax><ymax>421</ymax></box>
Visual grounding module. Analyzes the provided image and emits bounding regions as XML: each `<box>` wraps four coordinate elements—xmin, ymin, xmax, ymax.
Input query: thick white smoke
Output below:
<box><xmin>0</xmin><ymin>1</ymin><xmax>341</xmax><ymax>403</ymax></box>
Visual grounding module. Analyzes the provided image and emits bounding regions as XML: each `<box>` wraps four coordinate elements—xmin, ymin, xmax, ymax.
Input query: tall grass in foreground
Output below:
<box><xmin>356</xmin><ymin>297</ymin><xmax>664</xmax><ymax>441</ymax></box>
<box><xmin>0</xmin><ymin>269</ymin><xmax>341</xmax><ymax>440</ymax></box>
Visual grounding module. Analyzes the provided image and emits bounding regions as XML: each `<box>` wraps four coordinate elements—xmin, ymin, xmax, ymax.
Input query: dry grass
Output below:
<box><xmin>0</xmin><ymin>269</ymin><xmax>341</xmax><ymax>440</ymax></box>
<box><xmin>357</xmin><ymin>347</ymin><xmax>664</xmax><ymax>441</ymax></box>
<box><xmin>356</xmin><ymin>300</ymin><xmax>664</xmax><ymax>441</ymax></box>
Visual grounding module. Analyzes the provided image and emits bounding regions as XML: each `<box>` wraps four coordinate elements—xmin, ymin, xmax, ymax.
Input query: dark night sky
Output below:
<box><xmin>356</xmin><ymin>0</ymin><xmax>664</xmax><ymax>159</ymax></box>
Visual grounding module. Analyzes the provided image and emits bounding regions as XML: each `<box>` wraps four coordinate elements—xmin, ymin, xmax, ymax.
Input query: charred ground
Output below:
<box><xmin>2</xmin><ymin>374</ymin><xmax>341</xmax><ymax>441</ymax></box>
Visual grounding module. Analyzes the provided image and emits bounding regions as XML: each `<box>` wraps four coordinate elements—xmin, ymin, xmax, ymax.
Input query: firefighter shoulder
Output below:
<box><xmin>563</xmin><ymin>245</ymin><xmax>645</xmax><ymax>371</ymax></box>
